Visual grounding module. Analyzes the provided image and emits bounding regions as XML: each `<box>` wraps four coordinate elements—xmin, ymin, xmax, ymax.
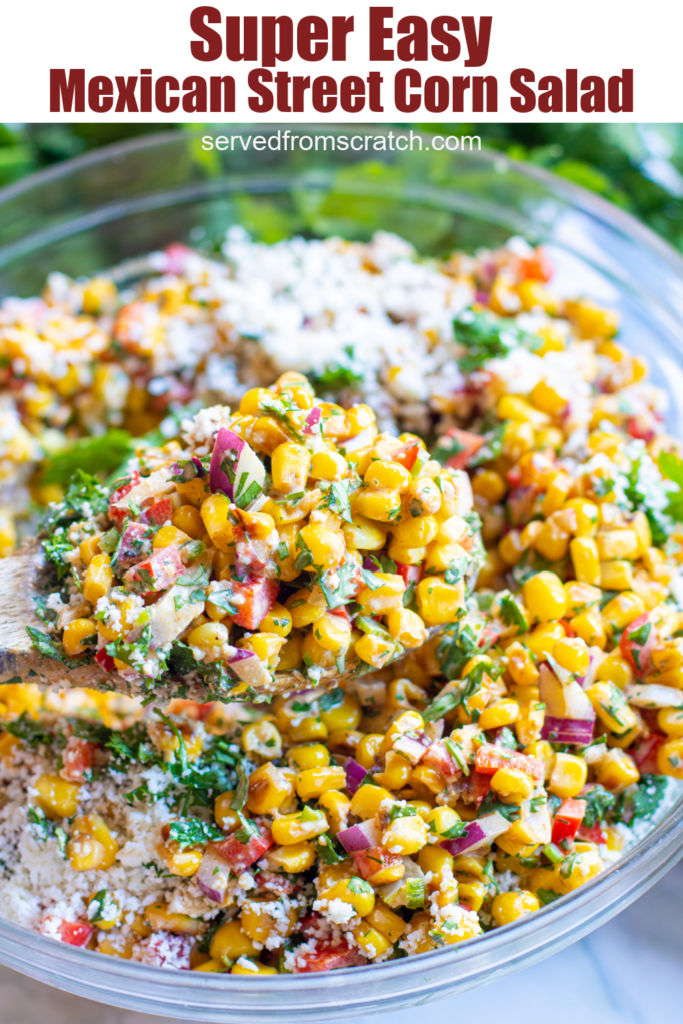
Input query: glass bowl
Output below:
<box><xmin>1</xmin><ymin>127</ymin><xmax>683</xmax><ymax>1021</ymax></box>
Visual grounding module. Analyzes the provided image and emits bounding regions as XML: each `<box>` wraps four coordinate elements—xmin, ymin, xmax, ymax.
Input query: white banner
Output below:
<box><xmin>0</xmin><ymin>0</ymin><xmax>676</xmax><ymax>122</ymax></box>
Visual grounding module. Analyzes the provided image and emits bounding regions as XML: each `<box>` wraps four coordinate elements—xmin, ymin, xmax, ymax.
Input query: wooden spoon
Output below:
<box><xmin>0</xmin><ymin>542</ymin><xmax>442</xmax><ymax>700</ymax></box>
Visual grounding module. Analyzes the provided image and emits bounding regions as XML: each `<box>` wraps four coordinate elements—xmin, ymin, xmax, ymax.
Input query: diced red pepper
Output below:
<box><xmin>60</xmin><ymin>737</ymin><xmax>97</xmax><ymax>783</ymax></box>
<box><xmin>211</xmin><ymin>827</ymin><xmax>273</xmax><ymax>874</ymax></box>
<box><xmin>108</xmin><ymin>471</ymin><xmax>141</xmax><ymax>527</ymax></box>
<box><xmin>95</xmin><ymin>648</ymin><xmax>116</xmax><ymax>673</ymax></box>
<box><xmin>477</xmin><ymin>621</ymin><xmax>507</xmax><ymax>648</ymax></box>
<box><xmin>423</xmin><ymin>741</ymin><xmax>462</xmax><ymax>780</ymax></box>
<box><xmin>631</xmin><ymin>733</ymin><xmax>665</xmax><ymax>775</ymax></box>
<box><xmin>123</xmin><ymin>544</ymin><xmax>184</xmax><ymax>595</ymax></box>
<box><xmin>142</xmin><ymin>496</ymin><xmax>177</xmax><ymax>527</ymax></box>
<box><xmin>558</xmin><ymin>619</ymin><xmax>577</xmax><ymax>639</ymax></box>
<box><xmin>576</xmin><ymin>822</ymin><xmax>607</xmax><ymax>844</ymax></box>
<box><xmin>620</xmin><ymin>614</ymin><xmax>657</xmax><ymax>678</ymax></box>
<box><xmin>518</xmin><ymin>249</ymin><xmax>553</xmax><ymax>282</ymax></box>
<box><xmin>626</xmin><ymin>415</ymin><xmax>657</xmax><ymax>444</ymax></box>
<box><xmin>395</xmin><ymin>562</ymin><xmax>420</xmax><ymax>589</ymax></box>
<box><xmin>292</xmin><ymin>941</ymin><xmax>366</xmax><ymax>973</ymax></box>
<box><xmin>440</xmin><ymin>428</ymin><xmax>485</xmax><ymax>471</ymax></box>
<box><xmin>352</xmin><ymin>846</ymin><xmax>403</xmax><ymax>883</ymax></box>
<box><xmin>551</xmin><ymin>798</ymin><xmax>587</xmax><ymax>845</ymax></box>
<box><xmin>59</xmin><ymin>921</ymin><xmax>94</xmax><ymax>947</ymax></box>
<box><xmin>329</xmin><ymin>605</ymin><xmax>352</xmax><ymax>623</ymax></box>
<box><xmin>165</xmin><ymin>698</ymin><xmax>216</xmax><ymax>721</ymax></box>
<box><xmin>475</xmin><ymin>743</ymin><xmax>544</xmax><ymax>781</ymax></box>
<box><xmin>115</xmin><ymin>521</ymin><xmax>153</xmax><ymax>567</ymax></box>
<box><xmin>393</xmin><ymin>438</ymin><xmax>421</xmax><ymax>472</ymax></box>
<box><xmin>230</xmin><ymin>576</ymin><xmax>280</xmax><ymax>630</ymax></box>
<box><xmin>471</xmin><ymin>770</ymin><xmax>492</xmax><ymax>808</ymax></box>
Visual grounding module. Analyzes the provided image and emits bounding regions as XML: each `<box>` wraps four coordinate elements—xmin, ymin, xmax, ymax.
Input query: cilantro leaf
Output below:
<box><xmin>454</xmin><ymin>308</ymin><xmax>536</xmax><ymax>374</ymax></box>
<box><xmin>498</xmin><ymin>591</ymin><xmax>529</xmax><ymax>633</ymax></box>
<box><xmin>42</xmin><ymin>431</ymin><xmax>134</xmax><ymax>485</ymax></box>
<box><xmin>27</xmin><ymin>627</ymin><xmax>85</xmax><ymax>669</ymax></box>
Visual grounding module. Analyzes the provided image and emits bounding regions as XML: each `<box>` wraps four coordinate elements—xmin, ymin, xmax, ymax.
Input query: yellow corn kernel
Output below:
<box><xmin>595</xmin><ymin>653</ymin><xmax>633</xmax><ymax>689</ymax></box>
<box><xmin>311</xmin><ymin>612</ymin><xmax>351</xmax><ymax>653</ymax></box>
<box><xmin>271</xmin><ymin>443</ymin><xmax>312</xmax><ymax>494</ymax></box>
<box><xmin>158</xmin><ymin>840</ymin><xmax>203</xmax><ymax>878</ymax></box>
<box><xmin>365</xmin><ymin>902</ymin><xmax>406</xmax><ymax>942</ymax></box>
<box><xmin>534</xmin><ymin>519</ymin><xmax>570</xmax><ymax>562</ymax></box>
<box><xmin>352</xmin><ymin>921</ymin><xmax>391</xmax><ymax>958</ymax></box>
<box><xmin>308</xmin><ymin>450</ymin><xmax>346</xmax><ymax>482</ymax></box>
<box><xmin>597</xmin><ymin>529</ymin><xmax>639</xmax><ymax>561</ymax></box>
<box><xmin>515</xmin><ymin>700</ymin><xmax>545</xmax><ymax>746</ymax></box>
<box><xmin>241</xmin><ymin>719</ymin><xmax>283</xmax><ymax>760</ymax></box>
<box><xmin>479</xmin><ymin>699</ymin><xmax>520</xmax><ymax>731</ymax></box>
<box><xmin>257</xmin><ymin>602</ymin><xmax>292</xmax><ymax>638</ymax></box>
<box><xmin>558</xmin><ymin>848</ymin><xmax>603</xmax><ymax>892</ymax></box>
<box><xmin>656</xmin><ymin>737</ymin><xmax>683</xmax><ymax>779</ymax></box>
<box><xmin>416</xmin><ymin>575</ymin><xmax>465</xmax><ymax>626</ymax></box>
<box><xmin>566</xmin><ymin>299</ymin><xmax>618</xmax><ymax>339</ymax></box>
<box><xmin>498</xmin><ymin>394</ymin><xmax>549</xmax><ymax>427</ymax></box>
<box><xmin>553</xmin><ymin>636</ymin><xmax>590</xmax><ymax>675</ymax></box>
<box><xmin>318</xmin><ymin>790</ymin><xmax>352</xmax><ymax>833</ymax></box>
<box><xmin>471</xmin><ymin>469</ymin><xmax>506</xmax><ymax>505</ymax></box>
<box><xmin>239</xmin><ymin>387</ymin><xmax>273</xmax><ymax>416</ymax></box>
<box><xmin>657</xmin><ymin>707</ymin><xmax>683</xmax><ymax>737</ymax></box>
<box><xmin>230</xmin><ymin>960</ymin><xmax>278</xmax><ymax>976</ymax></box>
<box><xmin>238</xmin><ymin>632</ymin><xmax>286</xmax><ymax>670</ymax></box>
<box><xmin>364</xmin><ymin>460</ymin><xmax>411</xmax><ymax>492</ymax></box>
<box><xmin>499</xmin><ymin>529</ymin><xmax>525</xmax><ymax>567</ymax></box>
<box><xmin>319</xmin><ymin>693</ymin><xmax>361</xmax><ymax>732</ymax></box>
<box><xmin>245</xmin><ymin>761</ymin><xmax>291</xmax><ymax>815</ymax></box>
<box><xmin>373</xmin><ymin>749</ymin><xmax>412</xmax><ymax>790</ymax></box>
<box><xmin>491</xmin><ymin>890</ymin><xmax>541</xmax><ymax>926</ymax></box>
<box><xmin>82</xmin><ymin>553</ymin><xmax>112</xmax><ymax>605</ymax></box>
<box><xmin>390</xmin><ymin>514</ymin><xmax>439</xmax><ymax>548</ymax></box>
<box><xmin>322</xmin><ymin>877</ymin><xmax>375</xmax><ymax>917</ymax></box>
<box><xmin>342</xmin><ymin>514</ymin><xmax>388</xmax><ymax>552</ymax></box>
<box><xmin>302</xmin><ymin>632</ymin><xmax>338</xmax><ymax>669</ymax></box>
<box><xmin>570</xmin><ymin>611</ymin><xmax>606</xmax><ymax>649</ymax></box>
<box><xmin>152</xmin><ymin>524</ymin><xmax>188</xmax><ymax>550</ymax></box>
<box><xmin>549</xmin><ymin>752</ymin><xmax>588</xmax><ymax>799</ymax></box>
<box><xmin>354</xmin><ymin>632</ymin><xmax>397</xmax><ymax>669</ymax></box>
<box><xmin>296</xmin><ymin>766</ymin><xmax>346</xmax><ymax>802</ymax></box>
<box><xmin>298</xmin><ymin>523</ymin><xmax>345</xmax><ymax>571</ymax></box>
<box><xmin>490</xmin><ymin>766</ymin><xmax>534</xmax><ymax>802</ymax></box>
<box><xmin>214</xmin><ymin>791</ymin><xmax>240</xmax><ymax>833</ymax></box>
<box><xmin>187</xmin><ymin>621</ymin><xmax>229</xmax><ymax>660</ymax></box>
<box><xmin>62</xmin><ymin>618</ymin><xmax>97</xmax><ymax>656</ymax></box>
<box><xmin>355</xmin><ymin>488</ymin><xmax>402</xmax><ymax>523</ymax></box>
<box><xmin>408</xmin><ymin>477</ymin><xmax>442</xmax><ymax>517</ymax></box>
<box><xmin>200</xmin><ymin>494</ymin><xmax>234</xmax><ymax>551</ymax></box>
<box><xmin>271</xmin><ymin>807</ymin><xmax>328</xmax><ymax>845</ymax></box>
<box><xmin>265</xmin><ymin>840</ymin><xmax>317</xmax><ymax>874</ymax></box>
<box><xmin>357</xmin><ymin>573</ymin><xmax>405</xmax><ymax>615</ymax></box>
<box><xmin>381</xmin><ymin>710</ymin><xmax>425</xmax><ymax>752</ymax></box>
<box><xmin>288</xmin><ymin>743</ymin><xmax>330</xmax><ymax>771</ymax></box>
<box><xmin>519</xmin><ymin>521</ymin><xmax>544</xmax><ymax>550</ymax></box>
<box><xmin>382</xmin><ymin>814</ymin><xmax>429</xmax><ymax>855</ymax></box>
<box><xmin>586</xmin><ymin>681</ymin><xmax>638</xmax><ymax>736</ymax></box>
<box><xmin>241</xmin><ymin>898</ymin><xmax>298</xmax><ymax>944</ymax></box>
<box><xmin>524</xmin><ymin>740</ymin><xmax>555</xmax><ymax>777</ymax></box>
<box><xmin>35</xmin><ymin>774</ymin><xmax>80</xmax><ymax>820</ymax></box>
<box><xmin>67</xmin><ymin>835</ymin><xmax>107</xmax><ymax>871</ymax></box>
<box><xmin>565</xmin><ymin>581</ymin><xmax>602</xmax><ymax>615</ymax></box>
<box><xmin>424</xmin><ymin>806</ymin><xmax>461</xmax><ymax>839</ymax></box>
<box><xmin>385</xmin><ymin>608</ymin><xmax>428</xmax><ymax>649</ymax></box>
<box><xmin>411</xmin><ymin>763</ymin><xmax>447</xmax><ymax>795</ymax></box>
<box><xmin>601</xmin><ymin>592</ymin><xmax>646</xmax><ymax>634</ymax></box>
<box><xmin>285</xmin><ymin>589</ymin><xmax>325</xmax><ymax>630</ymax></box>
<box><xmin>350</xmin><ymin>783</ymin><xmax>394</xmax><ymax>820</ymax></box>
<box><xmin>72</xmin><ymin>813</ymin><xmax>118</xmax><ymax>869</ymax></box>
<box><xmin>596</xmin><ymin>748</ymin><xmax>641</xmax><ymax>789</ymax></box>
<box><xmin>600</xmin><ymin>560</ymin><xmax>634</xmax><ymax>591</ymax></box>
<box><xmin>355</xmin><ymin>733</ymin><xmax>383</xmax><ymax>770</ymax></box>
<box><xmin>210</xmin><ymin>920</ymin><xmax>259</xmax><ymax>961</ymax></box>
<box><xmin>169</xmin><ymin>504</ymin><xmax>204</xmax><ymax>539</ymax></box>
<box><xmin>570</xmin><ymin>537</ymin><xmax>600</xmax><ymax>586</ymax></box>
<box><xmin>506</xmin><ymin>641</ymin><xmax>540</xmax><ymax>687</ymax></box>
<box><xmin>523</xmin><ymin>571</ymin><xmax>567</xmax><ymax>623</ymax></box>
<box><xmin>523</xmin><ymin>622</ymin><xmax>567</xmax><ymax>660</ymax></box>
<box><xmin>78</xmin><ymin>533</ymin><xmax>102</xmax><ymax>566</ymax></box>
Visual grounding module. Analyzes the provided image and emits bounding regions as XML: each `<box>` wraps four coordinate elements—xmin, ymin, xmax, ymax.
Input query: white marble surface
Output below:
<box><xmin>2</xmin><ymin>862</ymin><xmax>682</xmax><ymax>1024</ymax></box>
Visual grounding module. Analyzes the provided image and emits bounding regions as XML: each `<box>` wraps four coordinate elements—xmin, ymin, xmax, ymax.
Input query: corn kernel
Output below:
<box><xmin>35</xmin><ymin>774</ymin><xmax>80</xmax><ymax>819</ymax></box>
<box><xmin>596</xmin><ymin>748</ymin><xmax>640</xmax><ymax>789</ymax></box>
<box><xmin>549</xmin><ymin>752</ymin><xmax>588</xmax><ymax>799</ymax></box>
<box><xmin>479</xmin><ymin>699</ymin><xmax>520</xmax><ymax>731</ymax></box>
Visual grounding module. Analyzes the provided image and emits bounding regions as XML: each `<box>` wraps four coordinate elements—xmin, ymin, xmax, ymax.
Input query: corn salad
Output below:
<box><xmin>29</xmin><ymin>375</ymin><xmax>479</xmax><ymax>696</ymax></box>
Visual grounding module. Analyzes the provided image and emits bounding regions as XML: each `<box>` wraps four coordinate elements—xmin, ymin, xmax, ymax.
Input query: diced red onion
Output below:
<box><xmin>344</xmin><ymin>758</ymin><xmax>367</xmax><ymax>795</ymax></box>
<box><xmin>303</xmin><ymin>407</ymin><xmax>322</xmax><ymax>434</ymax></box>
<box><xmin>228</xmin><ymin>649</ymin><xmax>256</xmax><ymax>663</ymax></box>
<box><xmin>196</xmin><ymin>847</ymin><xmax>231</xmax><ymax>903</ymax></box>
<box><xmin>209</xmin><ymin>427</ymin><xmax>245</xmax><ymax>499</ymax></box>
<box><xmin>439</xmin><ymin>811</ymin><xmax>510</xmax><ymax>856</ymax></box>
<box><xmin>337</xmin><ymin>819</ymin><xmax>382</xmax><ymax>853</ymax></box>
<box><xmin>392</xmin><ymin>732</ymin><xmax>431</xmax><ymax>766</ymax></box>
<box><xmin>191</xmin><ymin>455</ymin><xmax>206</xmax><ymax>478</ymax></box>
<box><xmin>541</xmin><ymin>715</ymin><xmax>596</xmax><ymax>745</ymax></box>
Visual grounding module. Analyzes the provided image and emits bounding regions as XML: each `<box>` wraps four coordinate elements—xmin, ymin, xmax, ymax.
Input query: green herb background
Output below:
<box><xmin>1</xmin><ymin>123</ymin><xmax>683</xmax><ymax>250</ymax></box>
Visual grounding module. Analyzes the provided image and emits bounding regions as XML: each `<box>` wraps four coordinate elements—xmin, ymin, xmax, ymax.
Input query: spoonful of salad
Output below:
<box><xmin>0</xmin><ymin>376</ymin><xmax>482</xmax><ymax>701</ymax></box>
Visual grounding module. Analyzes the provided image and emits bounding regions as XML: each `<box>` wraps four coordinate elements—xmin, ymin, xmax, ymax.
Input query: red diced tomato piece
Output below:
<box><xmin>576</xmin><ymin>821</ymin><xmax>607</xmax><ymax>844</ymax></box>
<box><xmin>352</xmin><ymin>846</ymin><xmax>403</xmax><ymax>883</ymax></box>
<box><xmin>631</xmin><ymin>733</ymin><xmax>665</xmax><ymax>775</ymax></box>
<box><xmin>123</xmin><ymin>544</ymin><xmax>184</xmax><ymax>595</ymax></box>
<box><xmin>95</xmin><ymin>648</ymin><xmax>116</xmax><ymax>673</ymax></box>
<box><xmin>230</xmin><ymin>576</ymin><xmax>280</xmax><ymax>630</ymax></box>
<box><xmin>620</xmin><ymin>614</ymin><xmax>657</xmax><ymax>678</ymax></box>
<box><xmin>551</xmin><ymin>798</ymin><xmax>586</xmax><ymax>845</ymax></box>
<box><xmin>59</xmin><ymin>921</ymin><xmax>94</xmax><ymax>947</ymax></box>
<box><xmin>108</xmin><ymin>472</ymin><xmax>141</xmax><ymax>527</ymax></box>
<box><xmin>395</xmin><ymin>562</ymin><xmax>420</xmax><ymax>588</ymax></box>
<box><xmin>626</xmin><ymin>415</ymin><xmax>657</xmax><ymax>444</ymax></box>
<box><xmin>519</xmin><ymin>248</ymin><xmax>553</xmax><ymax>282</ymax></box>
<box><xmin>142</xmin><ymin>496</ymin><xmax>177</xmax><ymax>527</ymax></box>
<box><xmin>475</xmin><ymin>743</ymin><xmax>544</xmax><ymax>781</ymax></box>
<box><xmin>393</xmin><ymin>438</ymin><xmax>421</xmax><ymax>472</ymax></box>
<box><xmin>423</xmin><ymin>741</ymin><xmax>461</xmax><ymax>780</ymax></box>
<box><xmin>298</xmin><ymin>912</ymin><xmax>324</xmax><ymax>937</ymax></box>
<box><xmin>60</xmin><ymin>737</ymin><xmax>97</xmax><ymax>783</ymax></box>
<box><xmin>211</xmin><ymin>827</ymin><xmax>273</xmax><ymax>874</ymax></box>
<box><xmin>293</xmin><ymin>941</ymin><xmax>366</xmax><ymax>973</ymax></box>
<box><xmin>441</xmin><ymin>428</ymin><xmax>485</xmax><ymax>471</ymax></box>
